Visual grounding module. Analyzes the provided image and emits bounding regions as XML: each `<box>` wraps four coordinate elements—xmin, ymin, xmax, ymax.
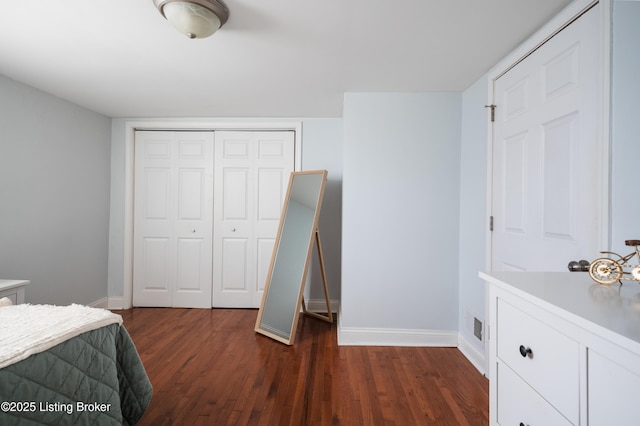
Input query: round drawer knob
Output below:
<box><xmin>519</xmin><ymin>345</ymin><xmax>532</xmax><ymax>358</ymax></box>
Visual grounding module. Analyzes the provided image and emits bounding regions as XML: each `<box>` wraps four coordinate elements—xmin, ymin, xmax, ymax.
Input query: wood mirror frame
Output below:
<box><xmin>255</xmin><ymin>170</ymin><xmax>331</xmax><ymax>345</ymax></box>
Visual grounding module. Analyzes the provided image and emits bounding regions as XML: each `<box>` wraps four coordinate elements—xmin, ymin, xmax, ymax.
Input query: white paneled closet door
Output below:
<box><xmin>133</xmin><ymin>131</ymin><xmax>214</xmax><ymax>308</ymax></box>
<box><xmin>213</xmin><ymin>131</ymin><xmax>295</xmax><ymax>308</ymax></box>
<box><xmin>491</xmin><ymin>4</ymin><xmax>602</xmax><ymax>272</ymax></box>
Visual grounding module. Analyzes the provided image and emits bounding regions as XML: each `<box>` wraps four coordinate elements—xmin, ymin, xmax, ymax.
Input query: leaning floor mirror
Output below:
<box><xmin>255</xmin><ymin>169</ymin><xmax>332</xmax><ymax>345</ymax></box>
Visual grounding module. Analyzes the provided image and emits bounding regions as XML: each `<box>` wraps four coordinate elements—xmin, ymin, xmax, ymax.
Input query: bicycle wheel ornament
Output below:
<box><xmin>589</xmin><ymin>258</ymin><xmax>623</xmax><ymax>285</ymax></box>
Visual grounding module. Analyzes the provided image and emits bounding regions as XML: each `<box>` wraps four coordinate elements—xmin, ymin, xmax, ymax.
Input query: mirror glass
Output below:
<box><xmin>255</xmin><ymin>170</ymin><xmax>327</xmax><ymax>344</ymax></box>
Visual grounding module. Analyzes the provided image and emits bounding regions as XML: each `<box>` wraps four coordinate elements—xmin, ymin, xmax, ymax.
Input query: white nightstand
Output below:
<box><xmin>0</xmin><ymin>279</ymin><xmax>29</xmax><ymax>304</ymax></box>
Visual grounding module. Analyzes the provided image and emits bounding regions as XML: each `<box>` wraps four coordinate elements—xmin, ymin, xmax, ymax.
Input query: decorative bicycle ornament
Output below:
<box><xmin>589</xmin><ymin>240</ymin><xmax>640</xmax><ymax>285</ymax></box>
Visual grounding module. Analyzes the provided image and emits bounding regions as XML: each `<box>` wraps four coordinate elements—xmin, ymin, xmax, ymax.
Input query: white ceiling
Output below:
<box><xmin>0</xmin><ymin>0</ymin><xmax>573</xmax><ymax>118</ymax></box>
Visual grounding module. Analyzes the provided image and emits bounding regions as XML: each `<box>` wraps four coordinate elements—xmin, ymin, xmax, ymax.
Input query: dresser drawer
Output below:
<box><xmin>497</xmin><ymin>298</ymin><xmax>579</xmax><ymax>423</ymax></box>
<box><xmin>497</xmin><ymin>362</ymin><xmax>572</xmax><ymax>426</ymax></box>
<box><xmin>588</xmin><ymin>348</ymin><xmax>640</xmax><ymax>425</ymax></box>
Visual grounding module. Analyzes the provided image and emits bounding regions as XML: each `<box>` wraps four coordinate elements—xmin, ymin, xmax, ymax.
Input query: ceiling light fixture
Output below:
<box><xmin>153</xmin><ymin>0</ymin><xmax>229</xmax><ymax>39</ymax></box>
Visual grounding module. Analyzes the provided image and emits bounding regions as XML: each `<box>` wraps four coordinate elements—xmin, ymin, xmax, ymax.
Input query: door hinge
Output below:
<box><xmin>489</xmin><ymin>216</ymin><xmax>494</xmax><ymax>232</ymax></box>
<box><xmin>485</xmin><ymin>104</ymin><xmax>496</xmax><ymax>122</ymax></box>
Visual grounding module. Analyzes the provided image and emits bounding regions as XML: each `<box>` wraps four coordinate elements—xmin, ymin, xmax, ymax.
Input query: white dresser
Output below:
<box><xmin>0</xmin><ymin>279</ymin><xmax>29</xmax><ymax>304</ymax></box>
<box><xmin>480</xmin><ymin>271</ymin><xmax>640</xmax><ymax>426</ymax></box>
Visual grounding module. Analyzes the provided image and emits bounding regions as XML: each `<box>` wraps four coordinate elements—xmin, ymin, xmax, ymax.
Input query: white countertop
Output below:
<box><xmin>0</xmin><ymin>280</ymin><xmax>30</xmax><ymax>291</ymax></box>
<box><xmin>480</xmin><ymin>271</ymin><xmax>640</xmax><ymax>352</ymax></box>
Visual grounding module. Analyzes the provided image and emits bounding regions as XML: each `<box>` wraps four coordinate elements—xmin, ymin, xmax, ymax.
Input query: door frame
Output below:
<box><xmin>121</xmin><ymin>120</ymin><xmax>302</xmax><ymax>310</ymax></box>
<box><xmin>485</xmin><ymin>0</ymin><xmax>611</xmax><ymax>273</ymax></box>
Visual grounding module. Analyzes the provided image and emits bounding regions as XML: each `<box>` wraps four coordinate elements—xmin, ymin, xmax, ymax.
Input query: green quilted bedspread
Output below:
<box><xmin>0</xmin><ymin>324</ymin><xmax>152</xmax><ymax>425</ymax></box>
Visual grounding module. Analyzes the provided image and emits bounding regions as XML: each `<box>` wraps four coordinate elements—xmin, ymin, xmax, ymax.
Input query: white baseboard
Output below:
<box><xmin>338</xmin><ymin>323</ymin><xmax>458</xmax><ymax>347</ymax></box>
<box><xmin>89</xmin><ymin>297</ymin><xmax>109</xmax><ymax>309</ymax></box>
<box><xmin>304</xmin><ymin>299</ymin><xmax>340</xmax><ymax>314</ymax></box>
<box><xmin>107</xmin><ymin>297</ymin><xmax>124</xmax><ymax>310</ymax></box>
<box><xmin>336</xmin><ymin>316</ymin><xmax>487</xmax><ymax>374</ymax></box>
<box><xmin>457</xmin><ymin>333</ymin><xmax>487</xmax><ymax>376</ymax></box>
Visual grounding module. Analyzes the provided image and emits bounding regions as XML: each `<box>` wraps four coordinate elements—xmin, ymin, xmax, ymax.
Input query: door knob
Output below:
<box><xmin>519</xmin><ymin>345</ymin><xmax>532</xmax><ymax>358</ymax></box>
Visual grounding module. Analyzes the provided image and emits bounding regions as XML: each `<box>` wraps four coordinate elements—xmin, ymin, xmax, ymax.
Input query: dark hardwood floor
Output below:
<box><xmin>118</xmin><ymin>308</ymin><xmax>488</xmax><ymax>425</ymax></box>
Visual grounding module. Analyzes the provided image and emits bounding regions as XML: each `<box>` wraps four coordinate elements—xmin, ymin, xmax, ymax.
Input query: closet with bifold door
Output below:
<box><xmin>132</xmin><ymin>130</ymin><xmax>295</xmax><ymax>308</ymax></box>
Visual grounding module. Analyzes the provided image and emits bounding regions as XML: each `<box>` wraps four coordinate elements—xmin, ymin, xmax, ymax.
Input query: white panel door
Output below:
<box><xmin>133</xmin><ymin>131</ymin><xmax>214</xmax><ymax>308</ymax></box>
<box><xmin>491</xmin><ymin>4</ymin><xmax>602</xmax><ymax>271</ymax></box>
<box><xmin>213</xmin><ymin>131</ymin><xmax>295</xmax><ymax>307</ymax></box>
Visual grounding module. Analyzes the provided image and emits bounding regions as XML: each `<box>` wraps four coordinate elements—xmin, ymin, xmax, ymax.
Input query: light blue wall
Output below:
<box><xmin>610</xmin><ymin>0</ymin><xmax>640</xmax><ymax>255</ymax></box>
<box><xmin>341</xmin><ymin>93</ymin><xmax>462</xmax><ymax>331</ymax></box>
<box><xmin>106</xmin><ymin>118</ymin><xmax>343</xmax><ymax>304</ymax></box>
<box><xmin>298</xmin><ymin>119</ymin><xmax>343</xmax><ymax>302</ymax></box>
<box><xmin>458</xmin><ymin>75</ymin><xmax>489</xmax><ymax>351</ymax></box>
<box><xmin>0</xmin><ymin>74</ymin><xmax>112</xmax><ymax>305</ymax></box>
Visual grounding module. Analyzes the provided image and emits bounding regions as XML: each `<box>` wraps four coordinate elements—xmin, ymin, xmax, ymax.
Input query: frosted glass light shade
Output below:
<box><xmin>163</xmin><ymin>2</ymin><xmax>221</xmax><ymax>38</ymax></box>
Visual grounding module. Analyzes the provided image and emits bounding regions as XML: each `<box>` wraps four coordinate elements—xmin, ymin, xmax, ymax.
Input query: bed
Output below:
<box><xmin>0</xmin><ymin>303</ymin><xmax>152</xmax><ymax>425</ymax></box>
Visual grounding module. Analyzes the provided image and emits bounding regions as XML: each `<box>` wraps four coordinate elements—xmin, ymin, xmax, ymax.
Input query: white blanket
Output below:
<box><xmin>0</xmin><ymin>304</ymin><xmax>122</xmax><ymax>369</ymax></box>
